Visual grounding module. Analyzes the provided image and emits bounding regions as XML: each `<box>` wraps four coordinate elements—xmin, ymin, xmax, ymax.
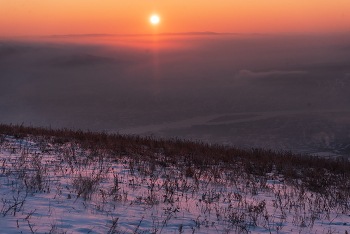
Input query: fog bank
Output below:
<box><xmin>1</xmin><ymin>33</ymin><xmax>350</xmax><ymax>156</ymax></box>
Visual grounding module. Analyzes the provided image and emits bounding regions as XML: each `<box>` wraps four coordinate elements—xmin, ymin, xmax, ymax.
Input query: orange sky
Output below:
<box><xmin>1</xmin><ymin>0</ymin><xmax>349</xmax><ymax>37</ymax></box>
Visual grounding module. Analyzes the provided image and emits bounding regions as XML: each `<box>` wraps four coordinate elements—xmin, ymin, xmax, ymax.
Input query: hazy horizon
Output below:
<box><xmin>1</xmin><ymin>33</ymin><xmax>350</xmax><ymax>157</ymax></box>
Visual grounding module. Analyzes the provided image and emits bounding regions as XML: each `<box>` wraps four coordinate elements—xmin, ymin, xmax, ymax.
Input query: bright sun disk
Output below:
<box><xmin>150</xmin><ymin>15</ymin><xmax>160</xmax><ymax>24</ymax></box>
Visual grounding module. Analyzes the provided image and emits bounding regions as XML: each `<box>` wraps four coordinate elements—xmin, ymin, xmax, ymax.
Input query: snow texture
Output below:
<box><xmin>0</xmin><ymin>136</ymin><xmax>349</xmax><ymax>234</ymax></box>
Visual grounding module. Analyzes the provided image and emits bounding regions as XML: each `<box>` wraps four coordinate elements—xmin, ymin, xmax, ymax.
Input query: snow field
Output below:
<box><xmin>0</xmin><ymin>135</ymin><xmax>349</xmax><ymax>233</ymax></box>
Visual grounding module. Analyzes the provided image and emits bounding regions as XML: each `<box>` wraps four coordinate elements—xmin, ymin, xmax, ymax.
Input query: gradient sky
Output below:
<box><xmin>1</xmin><ymin>0</ymin><xmax>350</xmax><ymax>37</ymax></box>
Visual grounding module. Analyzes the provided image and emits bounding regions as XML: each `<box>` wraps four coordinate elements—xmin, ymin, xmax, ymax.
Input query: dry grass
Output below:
<box><xmin>0</xmin><ymin>123</ymin><xmax>350</xmax><ymax>233</ymax></box>
<box><xmin>1</xmin><ymin>123</ymin><xmax>349</xmax><ymax>196</ymax></box>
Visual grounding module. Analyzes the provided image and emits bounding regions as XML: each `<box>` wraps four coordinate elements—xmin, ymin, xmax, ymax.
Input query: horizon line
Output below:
<box><xmin>1</xmin><ymin>31</ymin><xmax>349</xmax><ymax>40</ymax></box>
<box><xmin>42</xmin><ymin>32</ymin><xmax>270</xmax><ymax>38</ymax></box>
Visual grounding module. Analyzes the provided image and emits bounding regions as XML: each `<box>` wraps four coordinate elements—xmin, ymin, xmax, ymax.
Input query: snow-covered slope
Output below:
<box><xmin>0</xmin><ymin>135</ymin><xmax>349</xmax><ymax>234</ymax></box>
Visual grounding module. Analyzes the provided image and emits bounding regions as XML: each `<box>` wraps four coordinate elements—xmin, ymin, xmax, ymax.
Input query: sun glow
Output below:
<box><xmin>150</xmin><ymin>15</ymin><xmax>160</xmax><ymax>24</ymax></box>
<box><xmin>1</xmin><ymin>1</ymin><xmax>350</xmax><ymax>37</ymax></box>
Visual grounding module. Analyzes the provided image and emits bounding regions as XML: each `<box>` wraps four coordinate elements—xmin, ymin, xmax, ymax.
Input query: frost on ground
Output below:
<box><xmin>0</xmin><ymin>134</ymin><xmax>349</xmax><ymax>234</ymax></box>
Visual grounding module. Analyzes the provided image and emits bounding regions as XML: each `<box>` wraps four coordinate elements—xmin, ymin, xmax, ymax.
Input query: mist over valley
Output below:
<box><xmin>1</xmin><ymin>33</ymin><xmax>350</xmax><ymax>157</ymax></box>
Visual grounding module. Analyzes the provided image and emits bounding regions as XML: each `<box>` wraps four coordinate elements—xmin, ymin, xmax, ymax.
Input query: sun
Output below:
<box><xmin>150</xmin><ymin>15</ymin><xmax>160</xmax><ymax>24</ymax></box>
